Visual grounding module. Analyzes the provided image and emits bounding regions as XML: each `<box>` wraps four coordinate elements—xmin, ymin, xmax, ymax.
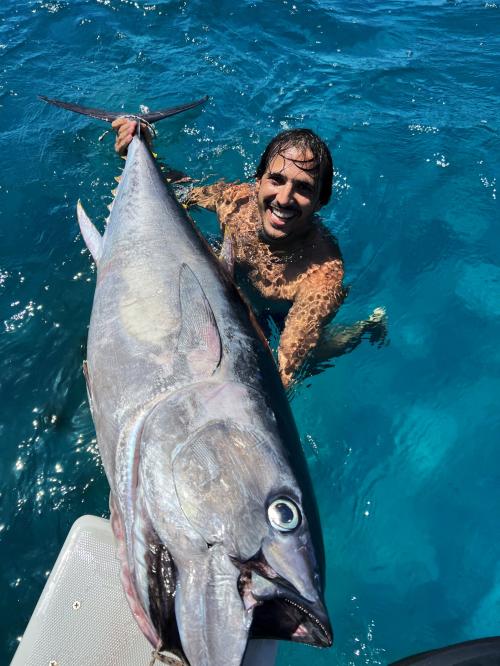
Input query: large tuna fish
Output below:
<box><xmin>42</xmin><ymin>96</ymin><xmax>333</xmax><ymax>665</ymax></box>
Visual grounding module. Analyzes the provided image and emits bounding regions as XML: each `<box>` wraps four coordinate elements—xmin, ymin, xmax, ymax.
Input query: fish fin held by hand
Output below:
<box><xmin>176</xmin><ymin>263</ymin><xmax>222</xmax><ymax>376</ymax></box>
<box><xmin>39</xmin><ymin>95</ymin><xmax>208</xmax><ymax>125</ymax></box>
<box><xmin>77</xmin><ymin>200</ymin><xmax>103</xmax><ymax>264</ymax></box>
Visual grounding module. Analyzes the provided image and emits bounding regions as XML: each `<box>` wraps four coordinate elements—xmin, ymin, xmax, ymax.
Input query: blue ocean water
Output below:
<box><xmin>1</xmin><ymin>0</ymin><xmax>499</xmax><ymax>663</ymax></box>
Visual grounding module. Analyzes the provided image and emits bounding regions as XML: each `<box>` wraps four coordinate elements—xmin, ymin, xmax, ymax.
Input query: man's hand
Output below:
<box><xmin>112</xmin><ymin>117</ymin><xmax>153</xmax><ymax>155</ymax></box>
<box><xmin>365</xmin><ymin>306</ymin><xmax>388</xmax><ymax>347</ymax></box>
<box><xmin>111</xmin><ymin>117</ymin><xmax>137</xmax><ymax>155</ymax></box>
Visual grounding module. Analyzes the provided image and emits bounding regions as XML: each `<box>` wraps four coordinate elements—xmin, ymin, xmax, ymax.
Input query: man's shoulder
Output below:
<box><xmin>304</xmin><ymin>222</ymin><xmax>343</xmax><ymax>265</ymax></box>
<box><xmin>290</xmin><ymin>225</ymin><xmax>343</xmax><ymax>296</ymax></box>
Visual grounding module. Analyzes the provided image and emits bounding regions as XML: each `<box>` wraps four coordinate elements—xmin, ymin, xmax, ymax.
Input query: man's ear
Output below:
<box><xmin>255</xmin><ymin>178</ymin><xmax>261</xmax><ymax>194</ymax></box>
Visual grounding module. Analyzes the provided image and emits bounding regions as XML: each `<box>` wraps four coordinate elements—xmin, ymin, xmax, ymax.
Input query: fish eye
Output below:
<box><xmin>267</xmin><ymin>497</ymin><xmax>301</xmax><ymax>532</ymax></box>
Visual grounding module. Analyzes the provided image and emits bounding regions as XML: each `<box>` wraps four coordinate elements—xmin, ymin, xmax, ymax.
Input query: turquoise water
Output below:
<box><xmin>1</xmin><ymin>0</ymin><xmax>499</xmax><ymax>663</ymax></box>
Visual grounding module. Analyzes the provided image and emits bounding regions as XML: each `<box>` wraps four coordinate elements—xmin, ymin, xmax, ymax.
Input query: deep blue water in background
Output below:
<box><xmin>1</xmin><ymin>0</ymin><xmax>499</xmax><ymax>664</ymax></box>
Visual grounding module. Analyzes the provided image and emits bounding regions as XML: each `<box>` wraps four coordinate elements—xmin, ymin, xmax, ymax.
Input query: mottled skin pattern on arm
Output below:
<box><xmin>184</xmin><ymin>181</ymin><xmax>345</xmax><ymax>387</ymax></box>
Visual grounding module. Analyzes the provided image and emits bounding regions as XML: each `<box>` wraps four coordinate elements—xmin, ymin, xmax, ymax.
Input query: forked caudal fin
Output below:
<box><xmin>39</xmin><ymin>94</ymin><xmax>208</xmax><ymax>125</ymax></box>
<box><xmin>42</xmin><ymin>95</ymin><xmax>207</xmax><ymax>266</ymax></box>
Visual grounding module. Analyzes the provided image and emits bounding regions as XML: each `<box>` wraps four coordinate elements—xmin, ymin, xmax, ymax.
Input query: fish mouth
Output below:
<box><xmin>251</xmin><ymin>594</ymin><xmax>332</xmax><ymax>647</ymax></box>
<box><xmin>235</xmin><ymin>554</ymin><xmax>333</xmax><ymax>647</ymax></box>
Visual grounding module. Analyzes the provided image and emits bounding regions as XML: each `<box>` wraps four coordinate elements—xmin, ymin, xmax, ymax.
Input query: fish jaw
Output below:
<box><xmin>238</xmin><ymin>552</ymin><xmax>332</xmax><ymax>647</ymax></box>
<box><xmin>175</xmin><ymin>544</ymin><xmax>253</xmax><ymax>666</ymax></box>
<box><xmin>172</xmin><ymin>539</ymin><xmax>331</xmax><ymax>665</ymax></box>
<box><xmin>229</xmin><ymin>512</ymin><xmax>333</xmax><ymax>648</ymax></box>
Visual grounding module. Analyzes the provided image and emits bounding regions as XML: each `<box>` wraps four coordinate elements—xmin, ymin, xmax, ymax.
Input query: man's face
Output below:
<box><xmin>255</xmin><ymin>146</ymin><xmax>322</xmax><ymax>242</ymax></box>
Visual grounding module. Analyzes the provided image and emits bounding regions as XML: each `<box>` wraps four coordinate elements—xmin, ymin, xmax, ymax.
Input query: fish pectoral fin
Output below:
<box><xmin>77</xmin><ymin>200</ymin><xmax>103</xmax><ymax>264</ymax></box>
<box><xmin>176</xmin><ymin>263</ymin><xmax>222</xmax><ymax>375</ymax></box>
<box><xmin>175</xmin><ymin>545</ymin><xmax>252</xmax><ymax>666</ymax></box>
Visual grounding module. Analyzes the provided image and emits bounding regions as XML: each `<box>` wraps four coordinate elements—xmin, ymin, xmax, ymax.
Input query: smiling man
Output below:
<box><xmin>113</xmin><ymin>121</ymin><xmax>386</xmax><ymax>387</ymax></box>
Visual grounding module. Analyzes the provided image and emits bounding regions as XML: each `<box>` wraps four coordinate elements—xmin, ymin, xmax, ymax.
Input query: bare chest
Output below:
<box><xmin>218</xmin><ymin>197</ymin><xmax>317</xmax><ymax>302</ymax></box>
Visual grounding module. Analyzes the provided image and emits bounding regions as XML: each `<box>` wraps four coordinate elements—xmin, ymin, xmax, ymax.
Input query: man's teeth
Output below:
<box><xmin>270</xmin><ymin>207</ymin><xmax>295</xmax><ymax>220</ymax></box>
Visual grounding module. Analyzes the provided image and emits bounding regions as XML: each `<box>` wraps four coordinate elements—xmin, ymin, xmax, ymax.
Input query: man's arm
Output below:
<box><xmin>183</xmin><ymin>182</ymin><xmax>230</xmax><ymax>212</ymax></box>
<box><xmin>278</xmin><ymin>259</ymin><xmax>345</xmax><ymax>388</ymax></box>
<box><xmin>112</xmin><ymin>117</ymin><xmax>229</xmax><ymax>213</ymax></box>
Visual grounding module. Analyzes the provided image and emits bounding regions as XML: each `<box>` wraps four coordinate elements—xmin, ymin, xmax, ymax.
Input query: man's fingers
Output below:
<box><xmin>115</xmin><ymin>134</ymin><xmax>131</xmax><ymax>155</ymax></box>
<box><xmin>111</xmin><ymin>117</ymin><xmax>136</xmax><ymax>132</ymax></box>
<box><xmin>111</xmin><ymin>117</ymin><xmax>153</xmax><ymax>155</ymax></box>
<box><xmin>115</xmin><ymin>135</ymin><xmax>131</xmax><ymax>154</ymax></box>
<box><xmin>112</xmin><ymin>118</ymin><xmax>138</xmax><ymax>155</ymax></box>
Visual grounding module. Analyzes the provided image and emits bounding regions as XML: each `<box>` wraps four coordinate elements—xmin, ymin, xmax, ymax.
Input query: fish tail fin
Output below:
<box><xmin>39</xmin><ymin>95</ymin><xmax>208</xmax><ymax>125</ymax></box>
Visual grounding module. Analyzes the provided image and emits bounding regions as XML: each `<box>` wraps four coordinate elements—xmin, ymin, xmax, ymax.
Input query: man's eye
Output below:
<box><xmin>298</xmin><ymin>182</ymin><xmax>313</xmax><ymax>194</ymax></box>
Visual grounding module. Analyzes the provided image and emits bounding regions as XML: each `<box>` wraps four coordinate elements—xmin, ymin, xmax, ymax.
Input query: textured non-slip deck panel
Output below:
<box><xmin>11</xmin><ymin>515</ymin><xmax>154</xmax><ymax>666</ymax></box>
<box><xmin>11</xmin><ymin>515</ymin><xmax>277</xmax><ymax>666</ymax></box>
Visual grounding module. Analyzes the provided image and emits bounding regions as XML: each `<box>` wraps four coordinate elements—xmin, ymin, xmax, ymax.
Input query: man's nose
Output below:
<box><xmin>276</xmin><ymin>183</ymin><xmax>294</xmax><ymax>206</ymax></box>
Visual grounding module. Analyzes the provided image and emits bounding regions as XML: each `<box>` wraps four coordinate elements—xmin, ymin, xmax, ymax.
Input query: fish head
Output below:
<box><xmin>171</xmin><ymin>417</ymin><xmax>333</xmax><ymax>657</ymax></box>
<box><xmin>242</xmin><ymin>498</ymin><xmax>332</xmax><ymax>647</ymax></box>
<box><xmin>137</xmin><ymin>384</ymin><xmax>332</xmax><ymax>665</ymax></box>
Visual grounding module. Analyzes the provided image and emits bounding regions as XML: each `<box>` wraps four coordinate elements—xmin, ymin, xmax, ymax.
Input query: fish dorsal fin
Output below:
<box><xmin>77</xmin><ymin>200</ymin><xmax>103</xmax><ymax>264</ymax></box>
<box><xmin>176</xmin><ymin>263</ymin><xmax>222</xmax><ymax>375</ymax></box>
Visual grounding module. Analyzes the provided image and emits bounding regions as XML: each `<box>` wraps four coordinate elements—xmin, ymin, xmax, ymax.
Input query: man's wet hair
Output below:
<box><xmin>255</xmin><ymin>128</ymin><xmax>334</xmax><ymax>206</ymax></box>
